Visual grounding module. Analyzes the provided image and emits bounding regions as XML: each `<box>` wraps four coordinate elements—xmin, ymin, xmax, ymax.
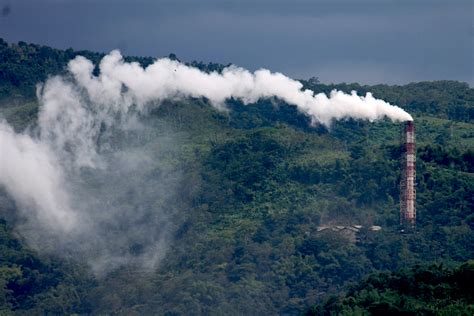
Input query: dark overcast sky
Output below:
<box><xmin>0</xmin><ymin>0</ymin><xmax>472</xmax><ymax>85</ymax></box>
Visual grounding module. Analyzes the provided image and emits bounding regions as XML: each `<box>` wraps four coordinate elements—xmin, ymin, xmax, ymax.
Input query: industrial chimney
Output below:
<box><xmin>400</xmin><ymin>121</ymin><xmax>416</xmax><ymax>227</ymax></box>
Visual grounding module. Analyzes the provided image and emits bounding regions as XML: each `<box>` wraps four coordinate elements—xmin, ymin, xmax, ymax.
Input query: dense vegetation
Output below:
<box><xmin>0</xmin><ymin>39</ymin><xmax>473</xmax><ymax>315</ymax></box>
<box><xmin>307</xmin><ymin>261</ymin><xmax>474</xmax><ymax>315</ymax></box>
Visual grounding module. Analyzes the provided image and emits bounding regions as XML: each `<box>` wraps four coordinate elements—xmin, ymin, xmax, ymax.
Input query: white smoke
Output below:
<box><xmin>0</xmin><ymin>122</ymin><xmax>76</xmax><ymax>232</ymax></box>
<box><xmin>69</xmin><ymin>50</ymin><xmax>412</xmax><ymax>126</ymax></box>
<box><xmin>0</xmin><ymin>51</ymin><xmax>412</xmax><ymax>273</ymax></box>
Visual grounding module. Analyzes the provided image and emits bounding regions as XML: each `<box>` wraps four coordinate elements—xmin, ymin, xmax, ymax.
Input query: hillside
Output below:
<box><xmin>0</xmin><ymin>39</ymin><xmax>473</xmax><ymax>315</ymax></box>
<box><xmin>307</xmin><ymin>261</ymin><xmax>474</xmax><ymax>315</ymax></box>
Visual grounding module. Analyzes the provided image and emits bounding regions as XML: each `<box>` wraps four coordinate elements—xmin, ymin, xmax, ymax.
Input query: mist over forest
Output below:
<box><xmin>0</xmin><ymin>39</ymin><xmax>473</xmax><ymax>315</ymax></box>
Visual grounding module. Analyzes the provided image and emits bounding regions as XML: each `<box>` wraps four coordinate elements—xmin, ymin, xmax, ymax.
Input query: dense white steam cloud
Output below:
<box><xmin>69</xmin><ymin>50</ymin><xmax>412</xmax><ymax>127</ymax></box>
<box><xmin>0</xmin><ymin>51</ymin><xmax>412</xmax><ymax>273</ymax></box>
<box><xmin>0</xmin><ymin>122</ymin><xmax>76</xmax><ymax>232</ymax></box>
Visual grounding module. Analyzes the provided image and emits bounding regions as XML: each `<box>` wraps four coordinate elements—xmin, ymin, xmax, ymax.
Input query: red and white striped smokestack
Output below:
<box><xmin>400</xmin><ymin>121</ymin><xmax>416</xmax><ymax>227</ymax></box>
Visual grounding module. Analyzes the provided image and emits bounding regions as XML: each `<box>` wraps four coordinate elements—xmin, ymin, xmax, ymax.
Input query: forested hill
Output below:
<box><xmin>307</xmin><ymin>261</ymin><xmax>474</xmax><ymax>315</ymax></box>
<box><xmin>0</xmin><ymin>38</ymin><xmax>228</xmax><ymax>102</ymax></box>
<box><xmin>0</xmin><ymin>39</ymin><xmax>473</xmax><ymax>315</ymax></box>
<box><xmin>1</xmin><ymin>38</ymin><xmax>472</xmax><ymax>123</ymax></box>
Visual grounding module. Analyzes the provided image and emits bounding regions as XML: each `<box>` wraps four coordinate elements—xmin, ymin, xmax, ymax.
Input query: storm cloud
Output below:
<box><xmin>0</xmin><ymin>0</ymin><xmax>472</xmax><ymax>85</ymax></box>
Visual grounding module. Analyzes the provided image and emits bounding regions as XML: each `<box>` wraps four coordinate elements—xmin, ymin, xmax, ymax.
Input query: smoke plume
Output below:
<box><xmin>69</xmin><ymin>50</ymin><xmax>412</xmax><ymax>126</ymax></box>
<box><xmin>0</xmin><ymin>51</ymin><xmax>412</xmax><ymax>274</ymax></box>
